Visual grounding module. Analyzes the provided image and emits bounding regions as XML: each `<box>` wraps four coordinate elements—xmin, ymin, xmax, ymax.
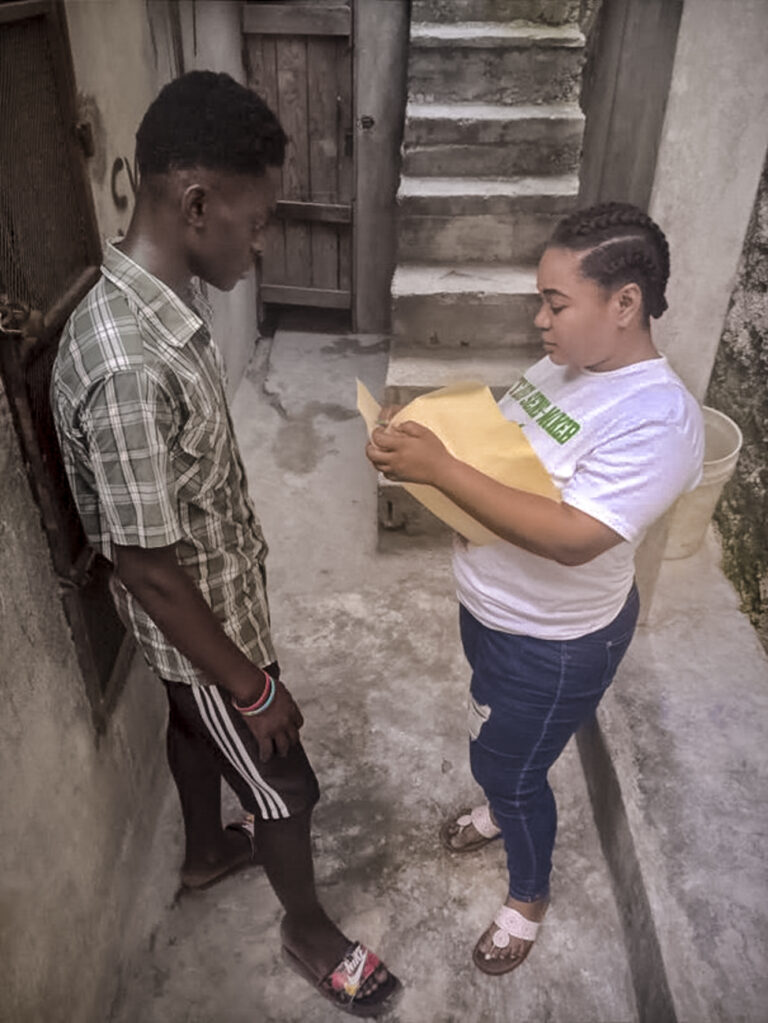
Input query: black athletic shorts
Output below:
<box><xmin>163</xmin><ymin>662</ymin><xmax>320</xmax><ymax>821</ymax></box>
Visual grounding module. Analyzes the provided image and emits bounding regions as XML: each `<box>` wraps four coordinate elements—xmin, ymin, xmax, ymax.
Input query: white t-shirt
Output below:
<box><xmin>453</xmin><ymin>355</ymin><xmax>704</xmax><ymax>639</ymax></box>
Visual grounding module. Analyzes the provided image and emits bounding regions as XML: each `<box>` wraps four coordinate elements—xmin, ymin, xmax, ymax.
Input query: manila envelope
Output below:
<box><xmin>357</xmin><ymin>380</ymin><xmax>560</xmax><ymax>546</ymax></box>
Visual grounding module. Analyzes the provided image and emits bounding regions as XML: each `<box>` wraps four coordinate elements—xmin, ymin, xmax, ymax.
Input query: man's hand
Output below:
<box><xmin>366</xmin><ymin>421</ymin><xmax>452</xmax><ymax>485</ymax></box>
<box><xmin>240</xmin><ymin>677</ymin><xmax>304</xmax><ymax>762</ymax></box>
<box><xmin>113</xmin><ymin>543</ymin><xmax>307</xmax><ymax>751</ymax></box>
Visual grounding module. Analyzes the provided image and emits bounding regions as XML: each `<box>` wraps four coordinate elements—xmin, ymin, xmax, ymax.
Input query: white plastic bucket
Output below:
<box><xmin>664</xmin><ymin>406</ymin><xmax>743</xmax><ymax>559</ymax></box>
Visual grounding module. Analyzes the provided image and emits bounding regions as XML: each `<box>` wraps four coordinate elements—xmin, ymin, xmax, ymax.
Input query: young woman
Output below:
<box><xmin>366</xmin><ymin>203</ymin><xmax>704</xmax><ymax>975</ymax></box>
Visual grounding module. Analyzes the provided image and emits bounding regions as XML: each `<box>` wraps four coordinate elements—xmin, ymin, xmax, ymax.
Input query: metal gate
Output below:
<box><xmin>243</xmin><ymin>2</ymin><xmax>354</xmax><ymax>311</ymax></box>
<box><xmin>0</xmin><ymin>0</ymin><xmax>131</xmax><ymax>732</ymax></box>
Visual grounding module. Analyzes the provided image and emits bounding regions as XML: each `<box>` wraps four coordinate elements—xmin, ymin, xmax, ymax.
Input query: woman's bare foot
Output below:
<box><xmin>473</xmin><ymin>895</ymin><xmax>548</xmax><ymax>974</ymax></box>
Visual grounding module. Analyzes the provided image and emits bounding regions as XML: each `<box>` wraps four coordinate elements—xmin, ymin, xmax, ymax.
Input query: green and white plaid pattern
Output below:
<box><xmin>52</xmin><ymin>242</ymin><xmax>275</xmax><ymax>684</ymax></box>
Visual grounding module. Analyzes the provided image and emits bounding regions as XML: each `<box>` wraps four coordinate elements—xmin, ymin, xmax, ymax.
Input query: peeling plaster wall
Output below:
<box><xmin>64</xmin><ymin>0</ymin><xmax>171</xmax><ymax>241</ymax></box>
<box><xmin>706</xmin><ymin>154</ymin><xmax>768</xmax><ymax>653</ymax></box>
<box><xmin>0</xmin><ymin>380</ymin><xmax>173</xmax><ymax>1023</ymax></box>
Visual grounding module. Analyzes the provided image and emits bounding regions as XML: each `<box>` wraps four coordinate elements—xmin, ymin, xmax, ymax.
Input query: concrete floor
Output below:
<box><xmin>111</xmin><ymin>325</ymin><xmax>767</xmax><ymax>1023</ymax></box>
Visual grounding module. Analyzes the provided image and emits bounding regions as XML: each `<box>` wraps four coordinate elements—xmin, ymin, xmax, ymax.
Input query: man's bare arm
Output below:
<box><xmin>114</xmin><ymin>543</ymin><xmax>302</xmax><ymax>760</ymax></box>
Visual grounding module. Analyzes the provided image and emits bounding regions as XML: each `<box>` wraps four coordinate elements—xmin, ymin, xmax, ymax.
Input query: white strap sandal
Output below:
<box><xmin>473</xmin><ymin>905</ymin><xmax>542</xmax><ymax>975</ymax></box>
<box><xmin>439</xmin><ymin>804</ymin><xmax>502</xmax><ymax>853</ymax></box>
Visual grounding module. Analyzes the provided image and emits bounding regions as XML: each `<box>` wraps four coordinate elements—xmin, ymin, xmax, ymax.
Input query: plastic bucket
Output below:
<box><xmin>664</xmin><ymin>406</ymin><xmax>743</xmax><ymax>559</ymax></box>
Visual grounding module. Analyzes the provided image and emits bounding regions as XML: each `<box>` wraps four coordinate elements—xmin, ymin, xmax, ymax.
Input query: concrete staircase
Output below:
<box><xmin>380</xmin><ymin>0</ymin><xmax>585</xmax><ymax>537</ymax></box>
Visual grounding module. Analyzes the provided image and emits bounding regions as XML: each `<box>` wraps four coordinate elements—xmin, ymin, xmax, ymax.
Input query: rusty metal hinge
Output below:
<box><xmin>0</xmin><ymin>294</ymin><xmax>46</xmax><ymax>365</ymax></box>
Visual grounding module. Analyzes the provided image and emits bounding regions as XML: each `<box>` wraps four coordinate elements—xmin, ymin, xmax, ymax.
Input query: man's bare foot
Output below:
<box><xmin>473</xmin><ymin>895</ymin><xmax>548</xmax><ymax>974</ymax></box>
<box><xmin>280</xmin><ymin>912</ymin><xmax>395</xmax><ymax>1005</ymax></box>
<box><xmin>440</xmin><ymin>805</ymin><xmax>502</xmax><ymax>853</ymax></box>
<box><xmin>180</xmin><ymin>822</ymin><xmax>257</xmax><ymax>889</ymax></box>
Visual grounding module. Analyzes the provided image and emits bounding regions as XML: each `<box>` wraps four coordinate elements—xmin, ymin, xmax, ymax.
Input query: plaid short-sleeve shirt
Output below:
<box><xmin>52</xmin><ymin>242</ymin><xmax>275</xmax><ymax>684</ymax></box>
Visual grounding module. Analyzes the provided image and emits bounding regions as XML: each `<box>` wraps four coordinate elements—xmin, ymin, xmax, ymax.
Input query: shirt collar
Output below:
<box><xmin>101</xmin><ymin>240</ymin><xmax>209</xmax><ymax>348</ymax></box>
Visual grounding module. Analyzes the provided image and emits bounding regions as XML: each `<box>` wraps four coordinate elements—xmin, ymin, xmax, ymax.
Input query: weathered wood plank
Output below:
<box><xmin>246</xmin><ymin>35</ymin><xmax>285</xmax><ymax>285</ymax></box>
<box><xmin>243</xmin><ymin>4</ymin><xmax>350</xmax><ymax>38</ymax></box>
<box><xmin>336</xmin><ymin>34</ymin><xmax>354</xmax><ymax>292</ymax></box>
<box><xmin>308</xmin><ymin>35</ymin><xmax>340</xmax><ymax>289</ymax></box>
<box><xmin>260</xmin><ymin>284</ymin><xmax>351</xmax><ymax>308</ymax></box>
<box><xmin>276</xmin><ymin>201</ymin><xmax>351</xmax><ymax>224</ymax></box>
<box><xmin>244</xmin><ymin>7</ymin><xmax>354</xmax><ymax>308</ymax></box>
<box><xmin>276</xmin><ymin>35</ymin><xmax>312</xmax><ymax>287</ymax></box>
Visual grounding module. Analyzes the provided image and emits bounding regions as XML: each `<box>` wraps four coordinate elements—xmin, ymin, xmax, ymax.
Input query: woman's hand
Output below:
<box><xmin>366</xmin><ymin>421</ymin><xmax>452</xmax><ymax>485</ymax></box>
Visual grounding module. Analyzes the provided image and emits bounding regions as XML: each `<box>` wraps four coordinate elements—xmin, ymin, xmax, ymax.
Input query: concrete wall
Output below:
<box><xmin>706</xmin><ymin>154</ymin><xmax>768</xmax><ymax>653</ymax></box>
<box><xmin>0</xmin><ymin>380</ymin><xmax>173</xmax><ymax>1023</ymax></box>
<box><xmin>65</xmin><ymin>0</ymin><xmax>171</xmax><ymax>242</ymax></box>
<box><xmin>579</xmin><ymin>0</ymin><xmax>768</xmax><ymax>398</ymax></box>
<box><xmin>639</xmin><ymin>0</ymin><xmax>768</xmax><ymax>614</ymax></box>
<box><xmin>649</xmin><ymin>0</ymin><xmax>768</xmax><ymax>401</ymax></box>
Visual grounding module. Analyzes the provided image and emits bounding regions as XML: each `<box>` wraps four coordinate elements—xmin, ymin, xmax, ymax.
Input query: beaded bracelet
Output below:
<box><xmin>237</xmin><ymin>676</ymin><xmax>276</xmax><ymax>717</ymax></box>
<box><xmin>232</xmin><ymin>671</ymin><xmax>272</xmax><ymax>715</ymax></box>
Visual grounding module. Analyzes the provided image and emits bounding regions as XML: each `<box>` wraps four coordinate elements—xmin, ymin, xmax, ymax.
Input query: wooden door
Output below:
<box><xmin>0</xmin><ymin>1</ymin><xmax>131</xmax><ymax>732</ymax></box>
<box><xmin>243</xmin><ymin>2</ymin><xmax>353</xmax><ymax>311</ymax></box>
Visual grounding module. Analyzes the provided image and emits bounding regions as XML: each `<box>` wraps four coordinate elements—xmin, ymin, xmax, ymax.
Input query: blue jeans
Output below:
<box><xmin>461</xmin><ymin>584</ymin><xmax>639</xmax><ymax>902</ymax></box>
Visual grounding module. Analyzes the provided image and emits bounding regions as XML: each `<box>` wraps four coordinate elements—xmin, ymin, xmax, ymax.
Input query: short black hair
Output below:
<box><xmin>549</xmin><ymin>202</ymin><xmax>671</xmax><ymax>323</ymax></box>
<box><xmin>136</xmin><ymin>70</ymin><xmax>286</xmax><ymax>179</ymax></box>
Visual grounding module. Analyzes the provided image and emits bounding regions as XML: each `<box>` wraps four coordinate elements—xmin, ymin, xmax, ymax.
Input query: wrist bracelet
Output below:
<box><xmin>232</xmin><ymin>671</ymin><xmax>272</xmax><ymax>714</ymax></box>
<box><xmin>237</xmin><ymin>676</ymin><xmax>276</xmax><ymax>717</ymax></box>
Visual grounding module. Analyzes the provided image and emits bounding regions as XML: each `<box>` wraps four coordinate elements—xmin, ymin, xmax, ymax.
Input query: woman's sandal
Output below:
<box><xmin>282</xmin><ymin>940</ymin><xmax>402</xmax><ymax>1018</ymax></box>
<box><xmin>180</xmin><ymin>813</ymin><xmax>260</xmax><ymax>891</ymax></box>
<box><xmin>472</xmin><ymin>905</ymin><xmax>542</xmax><ymax>976</ymax></box>
<box><xmin>439</xmin><ymin>805</ymin><xmax>502</xmax><ymax>854</ymax></box>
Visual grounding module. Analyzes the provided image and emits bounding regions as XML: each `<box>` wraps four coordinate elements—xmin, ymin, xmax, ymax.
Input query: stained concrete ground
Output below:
<box><xmin>111</xmin><ymin>324</ymin><xmax>768</xmax><ymax>1023</ymax></box>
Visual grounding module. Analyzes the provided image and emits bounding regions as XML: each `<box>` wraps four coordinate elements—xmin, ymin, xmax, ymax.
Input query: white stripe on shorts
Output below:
<box><xmin>193</xmin><ymin>686</ymin><xmax>289</xmax><ymax>820</ymax></box>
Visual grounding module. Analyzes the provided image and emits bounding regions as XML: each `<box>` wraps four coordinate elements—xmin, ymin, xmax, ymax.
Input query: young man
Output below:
<box><xmin>52</xmin><ymin>71</ymin><xmax>399</xmax><ymax>1017</ymax></box>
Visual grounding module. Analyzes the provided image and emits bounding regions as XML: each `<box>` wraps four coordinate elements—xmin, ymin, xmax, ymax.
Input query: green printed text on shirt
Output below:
<box><xmin>507</xmin><ymin>377</ymin><xmax>581</xmax><ymax>445</ymax></box>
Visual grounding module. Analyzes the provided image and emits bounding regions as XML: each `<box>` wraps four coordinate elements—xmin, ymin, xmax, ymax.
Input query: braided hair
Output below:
<box><xmin>549</xmin><ymin>202</ymin><xmax>670</xmax><ymax>323</ymax></box>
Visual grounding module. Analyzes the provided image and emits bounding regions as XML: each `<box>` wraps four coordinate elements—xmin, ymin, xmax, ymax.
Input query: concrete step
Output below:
<box><xmin>402</xmin><ymin>101</ymin><xmax>584</xmax><ymax>177</ymax></box>
<box><xmin>409</xmin><ymin>23</ymin><xmax>584</xmax><ymax>106</ymax></box>
<box><xmin>392</xmin><ymin>262</ymin><xmax>541</xmax><ymax>349</ymax></box>
<box><xmin>383</xmin><ymin>338</ymin><xmax>534</xmax><ymax>404</ymax></box>
<box><xmin>397</xmin><ymin>175</ymin><xmax>578</xmax><ymax>264</ymax></box>
<box><xmin>578</xmin><ymin>534</ymin><xmax>768</xmax><ymax>1023</ymax></box>
<box><xmin>412</xmin><ymin>0</ymin><xmax>580</xmax><ymax>25</ymax></box>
